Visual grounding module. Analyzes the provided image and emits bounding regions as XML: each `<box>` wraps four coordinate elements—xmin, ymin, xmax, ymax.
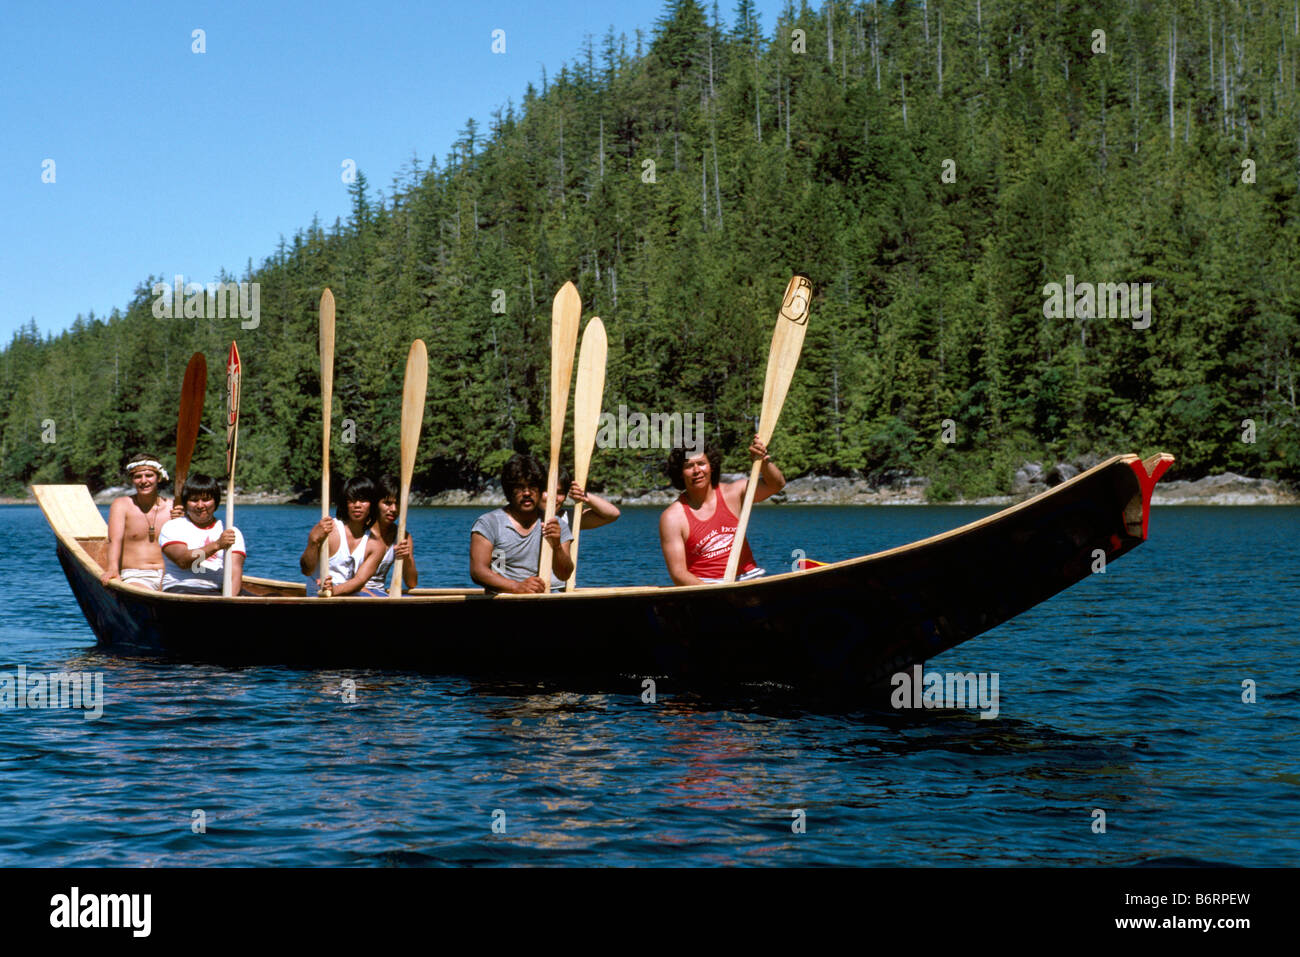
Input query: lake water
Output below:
<box><xmin>2</xmin><ymin>503</ymin><xmax>1297</xmax><ymax>866</ymax></box>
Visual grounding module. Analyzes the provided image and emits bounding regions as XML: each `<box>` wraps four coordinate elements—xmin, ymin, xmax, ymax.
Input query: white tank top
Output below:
<box><xmin>323</xmin><ymin>527</ymin><xmax>369</xmax><ymax>585</ymax></box>
<box><xmin>367</xmin><ymin>539</ymin><xmax>395</xmax><ymax>590</ymax></box>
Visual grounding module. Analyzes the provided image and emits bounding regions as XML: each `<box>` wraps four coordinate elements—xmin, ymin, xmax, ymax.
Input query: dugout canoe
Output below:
<box><xmin>33</xmin><ymin>452</ymin><xmax>1173</xmax><ymax>693</ymax></box>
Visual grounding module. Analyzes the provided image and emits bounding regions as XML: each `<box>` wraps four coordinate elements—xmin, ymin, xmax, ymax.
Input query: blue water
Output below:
<box><xmin>1</xmin><ymin>503</ymin><xmax>1297</xmax><ymax>866</ymax></box>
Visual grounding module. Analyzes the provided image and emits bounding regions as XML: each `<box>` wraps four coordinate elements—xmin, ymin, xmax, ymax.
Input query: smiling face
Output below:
<box><xmin>129</xmin><ymin>467</ymin><xmax>160</xmax><ymax>496</ymax></box>
<box><xmin>185</xmin><ymin>493</ymin><xmax>217</xmax><ymax>527</ymax></box>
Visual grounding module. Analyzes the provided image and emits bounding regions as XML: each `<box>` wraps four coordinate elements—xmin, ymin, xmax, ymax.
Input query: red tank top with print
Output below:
<box><xmin>679</xmin><ymin>486</ymin><xmax>756</xmax><ymax>579</ymax></box>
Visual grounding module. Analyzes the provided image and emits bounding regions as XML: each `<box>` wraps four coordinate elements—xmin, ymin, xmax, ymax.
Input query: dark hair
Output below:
<box><xmin>180</xmin><ymin>473</ymin><xmax>221</xmax><ymax>506</ymax></box>
<box><xmin>376</xmin><ymin>474</ymin><xmax>400</xmax><ymax>502</ymax></box>
<box><xmin>501</xmin><ymin>454</ymin><xmax>546</xmax><ymax>500</ymax></box>
<box><xmin>666</xmin><ymin>441</ymin><xmax>722</xmax><ymax>491</ymax></box>
<box><xmin>336</xmin><ymin>475</ymin><xmax>377</xmax><ymax>525</ymax></box>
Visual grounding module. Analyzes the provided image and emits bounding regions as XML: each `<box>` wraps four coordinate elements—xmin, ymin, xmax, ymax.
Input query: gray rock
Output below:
<box><xmin>1045</xmin><ymin>463</ymin><xmax>1079</xmax><ymax>486</ymax></box>
<box><xmin>1012</xmin><ymin>462</ymin><xmax>1044</xmax><ymax>494</ymax></box>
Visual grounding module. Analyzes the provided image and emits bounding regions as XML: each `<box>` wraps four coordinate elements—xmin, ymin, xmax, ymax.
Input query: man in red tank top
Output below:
<box><xmin>658</xmin><ymin>434</ymin><xmax>785</xmax><ymax>585</ymax></box>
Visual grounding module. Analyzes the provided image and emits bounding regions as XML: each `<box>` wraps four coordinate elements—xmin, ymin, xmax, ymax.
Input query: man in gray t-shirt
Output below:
<box><xmin>470</xmin><ymin>453</ymin><xmax>574</xmax><ymax>594</ymax></box>
<box><xmin>471</xmin><ymin>508</ymin><xmax>572</xmax><ymax>592</ymax></box>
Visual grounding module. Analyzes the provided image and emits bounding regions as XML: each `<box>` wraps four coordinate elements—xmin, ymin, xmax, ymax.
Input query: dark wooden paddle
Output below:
<box><xmin>175</xmin><ymin>352</ymin><xmax>207</xmax><ymax>496</ymax></box>
<box><xmin>724</xmin><ymin>275</ymin><xmax>813</xmax><ymax>582</ymax></box>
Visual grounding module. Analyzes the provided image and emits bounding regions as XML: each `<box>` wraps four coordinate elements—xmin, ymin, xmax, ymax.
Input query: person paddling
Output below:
<box><xmin>658</xmin><ymin>435</ymin><xmax>784</xmax><ymax>586</ymax></box>
<box><xmin>470</xmin><ymin>454</ymin><xmax>573</xmax><ymax>594</ymax></box>
<box><xmin>159</xmin><ymin>473</ymin><xmax>246</xmax><ymax>595</ymax></box>
<box><xmin>360</xmin><ymin>474</ymin><xmax>417</xmax><ymax>597</ymax></box>
<box><xmin>102</xmin><ymin>454</ymin><xmax>175</xmax><ymax>590</ymax></box>
<box><xmin>300</xmin><ymin>475</ymin><xmax>384</xmax><ymax>596</ymax></box>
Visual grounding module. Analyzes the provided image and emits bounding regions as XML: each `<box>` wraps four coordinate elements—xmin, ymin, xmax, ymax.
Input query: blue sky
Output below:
<box><xmin>2</xmin><ymin>0</ymin><xmax>787</xmax><ymax>343</ymax></box>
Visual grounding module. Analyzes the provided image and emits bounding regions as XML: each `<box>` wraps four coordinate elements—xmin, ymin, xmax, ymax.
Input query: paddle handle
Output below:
<box><xmin>319</xmin><ymin>471</ymin><xmax>330</xmax><ymax>595</ymax></box>
<box><xmin>222</xmin><ymin>493</ymin><xmax>236</xmax><ymax>596</ymax></box>
<box><xmin>390</xmin><ymin>522</ymin><xmax>408</xmax><ymax>599</ymax></box>
<box><xmin>724</xmin><ymin>459</ymin><xmax>764</xmax><ymax>582</ymax></box>
<box><xmin>565</xmin><ymin>501</ymin><xmax>585</xmax><ymax>590</ymax></box>
<box><xmin>538</xmin><ymin>462</ymin><xmax>560</xmax><ymax>588</ymax></box>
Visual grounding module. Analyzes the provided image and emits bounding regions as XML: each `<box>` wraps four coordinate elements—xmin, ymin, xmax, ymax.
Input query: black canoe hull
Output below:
<box><xmin>40</xmin><ymin>454</ymin><xmax>1172</xmax><ymax>693</ymax></box>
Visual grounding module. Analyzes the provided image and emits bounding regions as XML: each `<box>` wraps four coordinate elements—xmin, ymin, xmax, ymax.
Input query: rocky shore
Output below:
<box><xmin>7</xmin><ymin>463</ymin><xmax>1295</xmax><ymax>507</ymax></box>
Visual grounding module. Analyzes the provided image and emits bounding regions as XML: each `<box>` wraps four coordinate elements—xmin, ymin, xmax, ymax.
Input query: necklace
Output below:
<box><xmin>139</xmin><ymin>498</ymin><xmax>163</xmax><ymax>542</ymax></box>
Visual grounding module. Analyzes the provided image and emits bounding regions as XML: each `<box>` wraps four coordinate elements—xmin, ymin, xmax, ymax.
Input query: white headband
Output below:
<box><xmin>125</xmin><ymin>458</ymin><xmax>170</xmax><ymax>481</ymax></box>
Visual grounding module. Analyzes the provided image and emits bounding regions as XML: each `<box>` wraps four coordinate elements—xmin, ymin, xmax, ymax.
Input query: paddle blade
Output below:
<box><xmin>755</xmin><ymin>274</ymin><xmax>812</xmax><ymax>443</ymax></box>
<box><xmin>175</xmin><ymin>352</ymin><xmax>207</xmax><ymax>491</ymax></box>
<box><xmin>571</xmin><ymin>317</ymin><xmax>607</xmax><ymax>489</ymax></box>
<box><xmin>548</xmin><ymin>281</ymin><xmax>582</xmax><ymax>463</ymax></box>
<box><xmin>390</xmin><ymin>339</ymin><xmax>428</xmax><ymax>599</ymax></box>
<box><xmin>224</xmin><ymin>341</ymin><xmax>242</xmax><ymax>478</ymax></box>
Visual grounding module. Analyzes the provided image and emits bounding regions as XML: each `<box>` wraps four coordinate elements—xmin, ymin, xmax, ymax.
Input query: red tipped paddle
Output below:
<box><xmin>221</xmin><ymin>341</ymin><xmax>242</xmax><ymax>597</ymax></box>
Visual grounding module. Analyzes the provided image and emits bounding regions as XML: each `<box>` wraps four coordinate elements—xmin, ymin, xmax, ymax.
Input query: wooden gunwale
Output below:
<box><xmin>35</xmin><ymin>452</ymin><xmax>1155</xmax><ymax>604</ymax></box>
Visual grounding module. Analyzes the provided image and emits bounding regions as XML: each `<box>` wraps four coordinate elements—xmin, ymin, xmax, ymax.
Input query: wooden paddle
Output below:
<box><xmin>221</xmin><ymin>341</ymin><xmax>242</xmax><ymax>597</ymax></box>
<box><xmin>723</xmin><ymin>275</ymin><xmax>813</xmax><ymax>583</ymax></box>
<box><xmin>318</xmin><ymin>288</ymin><xmax>336</xmax><ymax>597</ymax></box>
<box><xmin>566</xmin><ymin>317</ymin><xmax>607</xmax><ymax>591</ymax></box>
<box><xmin>389</xmin><ymin>339</ymin><xmax>427</xmax><ymax>599</ymax></box>
<box><xmin>538</xmin><ymin>281</ymin><xmax>581</xmax><ymax>589</ymax></box>
<box><xmin>175</xmin><ymin>352</ymin><xmax>207</xmax><ymax>496</ymax></box>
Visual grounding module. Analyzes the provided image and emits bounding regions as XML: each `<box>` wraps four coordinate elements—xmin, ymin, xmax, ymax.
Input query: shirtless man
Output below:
<box><xmin>658</xmin><ymin>435</ymin><xmax>784</xmax><ymax>586</ymax></box>
<box><xmin>101</xmin><ymin>454</ymin><xmax>174</xmax><ymax>590</ymax></box>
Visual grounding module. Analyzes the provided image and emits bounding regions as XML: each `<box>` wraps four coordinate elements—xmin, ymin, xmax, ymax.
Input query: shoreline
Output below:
<box><xmin>5</xmin><ymin>470</ymin><xmax>1296</xmax><ymax>507</ymax></box>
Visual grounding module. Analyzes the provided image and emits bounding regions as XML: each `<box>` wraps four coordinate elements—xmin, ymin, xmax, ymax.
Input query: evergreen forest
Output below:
<box><xmin>3</xmin><ymin>0</ymin><xmax>1297</xmax><ymax>500</ymax></box>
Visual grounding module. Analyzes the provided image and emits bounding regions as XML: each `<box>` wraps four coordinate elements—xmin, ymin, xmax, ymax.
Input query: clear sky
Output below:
<box><xmin>2</xmin><ymin>0</ymin><xmax>787</xmax><ymax>343</ymax></box>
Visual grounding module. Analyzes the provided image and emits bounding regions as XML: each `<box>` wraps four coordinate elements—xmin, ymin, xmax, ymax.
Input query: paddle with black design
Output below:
<box><xmin>221</xmin><ymin>341</ymin><xmax>242</xmax><ymax>598</ymax></box>
<box><xmin>175</xmin><ymin>352</ymin><xmax>207</xmax><ymax>500</ymax></box>
<box><xmin>389</xmin><ymin>339</ymin><xmax>427</xmax><ymax>599</ymax></box>
<box><xmin>318</xmin><ymin>288</ymin><xmax>335</xmax><ymax>596</ymax></box>
<box><xmin>566</xmin><ymin>316</ymin><xmax>607</xmax><ymax>591</ymax></box>
<box><xmin>723</xmin><ymin>275</ymin><xmax>813</xmax><ymax>583</ymax></box>
<box><xmin>538</xmin><ymin>281</ymin><xmax>581</xmax><ymax>590</ymax></box>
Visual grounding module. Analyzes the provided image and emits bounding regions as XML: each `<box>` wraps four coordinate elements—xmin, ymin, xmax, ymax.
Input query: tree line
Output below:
<box><xmin>3</xmin><ymin>0</ymin><xmax>1297</xmax><ymax>500</ymax></box>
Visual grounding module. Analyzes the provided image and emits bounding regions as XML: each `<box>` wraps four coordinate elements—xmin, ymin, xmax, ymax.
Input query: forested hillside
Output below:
<box><xmin>4</xmin><ymin>0</ymin><xmax>1297</xmax><ymax>499</ymax></box>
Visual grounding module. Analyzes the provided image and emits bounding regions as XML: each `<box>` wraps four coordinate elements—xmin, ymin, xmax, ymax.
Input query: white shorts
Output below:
<box><xmin>120</xmin><ymin>568</ymin><xmax>163</xmax><ymax>591</ymax></box>
<box><xmin>698</xmin><ymin>567</ymin><xmax>766</xmax><ymax>584</ymax></box>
